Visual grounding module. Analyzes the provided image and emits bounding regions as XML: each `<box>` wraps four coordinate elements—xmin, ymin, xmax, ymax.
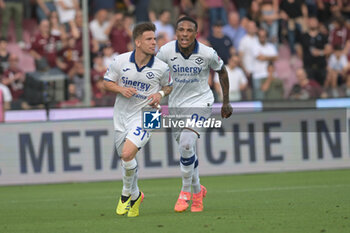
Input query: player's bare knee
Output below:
<box><xmin>121</xmin><ymin>150</ymin><xmax>134</xmax><ymax>162</ymax></box>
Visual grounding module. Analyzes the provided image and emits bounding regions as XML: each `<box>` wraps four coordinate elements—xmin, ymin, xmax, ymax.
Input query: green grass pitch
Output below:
<box><xmin>0</xmin><ymin>169</ymin><xmax>349</xmax><ymax>233</ymax></box>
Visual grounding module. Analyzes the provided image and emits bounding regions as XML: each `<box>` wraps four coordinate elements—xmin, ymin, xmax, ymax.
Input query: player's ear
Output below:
<box><xmin>134</xmin><ymin>37</ymin><xmax>141</xmax><ymax>48</ymax></box>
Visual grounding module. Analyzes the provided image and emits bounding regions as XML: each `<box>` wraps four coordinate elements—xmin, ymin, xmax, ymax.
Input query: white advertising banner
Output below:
<box><xmin>0</xmin><ymin>109</ymin><xmax>349</xmax><ymax>185</ymax></box>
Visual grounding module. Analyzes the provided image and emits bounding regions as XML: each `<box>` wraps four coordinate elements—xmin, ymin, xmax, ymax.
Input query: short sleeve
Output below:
<box><xmin>269</xmin><ymin>44</ymin><xmax>278</xmax><ymax>57</ymax></box>
<box><xmin>258</xmin><ymin>44</ymin><xmax>278</xmax><ymax>58</ymax></box>
<box><xmin>252</xmin><ymin>43</ymin><xmax>260</xmax><ymax>57</ymax></box>
<box><xmin>213</xmin><ymin>72</ymin><xmax>219</xmax><ymax>83</ymax></box>
<box><xmin>160</xmin><ymin>68</ymin><xmax>173</xmax><ymax>87</ymax></box>
<box><xmin>156</xmin><ymin>46</ymin><xmax>167</xmax><ymax>63</ymax></box>
<box><xmin>209</xmin><ymin>48</ymin><xmax>224</xmax><ymax>71</ymax></box>
<box><xmin>104</xmin><ymin>58</ymin><xmax>119</xmax><ymax>82</ymax></box>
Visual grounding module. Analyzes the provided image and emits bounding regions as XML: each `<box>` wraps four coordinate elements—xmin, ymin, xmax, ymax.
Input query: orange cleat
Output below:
<box><xmin>174</xmin><ymin>191</ymin><xmax>191</xmax><ymax>212</ymax></box>
<box><xmin>191</xmin><ymin>185</ymin><xmax>207</xmax><ymax>212</ymax></box>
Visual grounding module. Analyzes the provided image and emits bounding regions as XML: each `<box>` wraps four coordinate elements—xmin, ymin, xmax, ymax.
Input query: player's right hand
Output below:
<box><xmin>120</xmin><ymin>87</ymin><xmax>137</xmax><ymax>98</ymax></box>
<box><xmin>221</xmin><ymin>103</ymin><xmax>233</xmax><ymax>118</ymax></box>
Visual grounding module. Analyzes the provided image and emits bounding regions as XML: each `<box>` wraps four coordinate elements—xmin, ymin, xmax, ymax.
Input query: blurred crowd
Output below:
<box><xmin>1</xmin><ymin>0</ymin><xmax>350</xmax><ymax>111</ymax></box>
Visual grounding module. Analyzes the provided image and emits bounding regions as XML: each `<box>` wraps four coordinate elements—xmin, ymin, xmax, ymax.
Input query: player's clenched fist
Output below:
<box><xmin>221</xmin><ymin>103</ymin><xmax>233</xmax><ymax>118</ymax></box>
<box><xmin>120</xmin><ymin>87</ymin><xmax>137</xmax><ymax>98</ymax></box>
<box><xmin>147</xmin><ymin>93</ymin><xmax>162</xmax><ymax>108</ymax></box>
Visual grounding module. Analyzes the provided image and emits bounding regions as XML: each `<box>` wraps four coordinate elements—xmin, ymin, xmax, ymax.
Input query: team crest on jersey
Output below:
<box><xmin>146</xmin><ymin>72</ymin><xmax>155</xmax><ymax>79</ymax></box>
<box><xmin>195</xmin><ymin>57</ymin><xmax>204</xmax><ymax>65</ymax></box>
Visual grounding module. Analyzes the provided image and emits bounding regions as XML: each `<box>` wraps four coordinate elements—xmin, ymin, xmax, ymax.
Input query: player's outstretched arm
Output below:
<box><xmin>148</xmin><ymin>85</ymin><xmax>173</xmax><ymax>108</ymax></box>
<box><xmin>217</xmin><ymin>66</ymin><xmax>233</xmax><ymax>118</ymax></box>
<box><xmin>103</xmin><ymin>80</ymin><xmax>137</xmax><ymax>98</ymax></box>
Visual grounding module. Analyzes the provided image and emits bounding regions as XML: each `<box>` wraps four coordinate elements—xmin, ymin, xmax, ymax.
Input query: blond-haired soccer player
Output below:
<box><xmin>103</xmin><ymin>22</ymin><xmax>173</xmax><ymax>217</ymax></box>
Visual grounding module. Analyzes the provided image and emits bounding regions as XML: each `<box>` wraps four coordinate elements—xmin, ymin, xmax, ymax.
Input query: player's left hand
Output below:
<box><xmin>221</xmin><ymin>103</ymin><xmax>233</xmax><ymax>118</ymax></box>
<box><xmin>148</xmin><ymin>93</ymin><xmax>162</xmax><ymax>109</ymax></box>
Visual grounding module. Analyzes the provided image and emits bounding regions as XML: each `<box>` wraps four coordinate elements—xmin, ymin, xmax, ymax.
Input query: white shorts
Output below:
<box><xmin>169</xmin><ymin>105</ymin><xmax>212</xmax><ymax>142</ymax></box>
<box><xmin>114</xmin><ymin>121</ymin><xmax>152</xmax><ymax>155</ymax></box>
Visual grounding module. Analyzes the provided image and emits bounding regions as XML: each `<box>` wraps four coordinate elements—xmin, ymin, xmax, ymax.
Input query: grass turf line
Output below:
<box><xmin>0</xmin><ymin>169</ymin><xmax>349</xmax><ymax>233</ymax></box>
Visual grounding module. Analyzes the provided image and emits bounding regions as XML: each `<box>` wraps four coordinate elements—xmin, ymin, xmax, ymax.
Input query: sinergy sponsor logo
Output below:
<box><xmin>172</xmin><ymin>65</ymin><xmax>202</xmax><ymax>74</ymax></box>
<box><xmin>121</xmin><ymin>77</ymin><xmax>151</xmax><ymax>91</ymax></box>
